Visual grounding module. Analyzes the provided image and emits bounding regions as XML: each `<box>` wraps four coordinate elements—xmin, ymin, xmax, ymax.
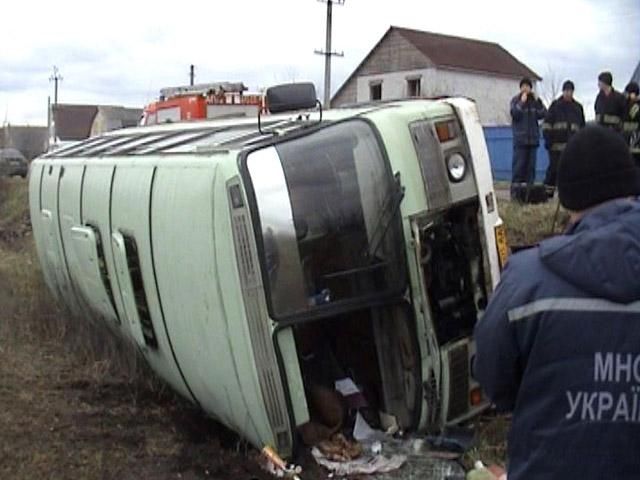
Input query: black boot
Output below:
<box><xmin>544</xmin><ymin>184</ymin><xmax>556</xmax><ymax>199</ymax></box>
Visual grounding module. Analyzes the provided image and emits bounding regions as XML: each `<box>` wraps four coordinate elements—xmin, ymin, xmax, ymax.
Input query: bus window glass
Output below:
<box><xmin>247</xmin><ymin>120</ymin><xmax>405</xmax><ymax>318</ymax></box>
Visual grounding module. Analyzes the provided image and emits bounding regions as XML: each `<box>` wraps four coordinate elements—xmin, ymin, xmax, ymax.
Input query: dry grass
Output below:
<box><xmin>499</xmin><ymin>198</ymin><xmax>570</xmax><ymax>247</ymax></box>
<box><xmin>462</xmin><ymin>414</ymin><xmax>511</xmax><ymax>470</ymax></box>
<box><xmin>0</xmin><ymin>176</ymin><xmax>29</xmax><ymax>230</ymax></box>
<box><xmin>0</xmin><ymin>178</ymin><xmax>57</xmax><ymax>343</ymax></box>
<box><xmin>0</xmin><ymin>177</ymin><xmax>158</xmax><ymax>390</ymax></box>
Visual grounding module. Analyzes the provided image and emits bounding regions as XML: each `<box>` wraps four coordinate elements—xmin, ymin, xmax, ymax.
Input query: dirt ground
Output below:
<box><xmin>0</xmin><ymin>176</ymin><xmax>516</xmax><ymax>479</ymax></box>
<box><xmin>0</xmin><ymin>339</ymin><xmax>275</xmax><ymax>479</ymax></box>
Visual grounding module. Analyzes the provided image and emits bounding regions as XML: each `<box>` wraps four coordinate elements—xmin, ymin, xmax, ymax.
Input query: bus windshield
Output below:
<box><xmin>246</xmin><ymin>120</ymin><xmax>405</xmax><ymax>319</ymax></box>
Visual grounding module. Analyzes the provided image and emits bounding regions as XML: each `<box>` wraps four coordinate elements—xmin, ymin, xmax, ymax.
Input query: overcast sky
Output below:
<box><xmin>1</xmin><ymin>0</ymin><xmax>638</xmax><ymax>125</ymax></box>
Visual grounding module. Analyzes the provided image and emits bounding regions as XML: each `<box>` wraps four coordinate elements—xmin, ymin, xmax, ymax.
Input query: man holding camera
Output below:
<box><xmin>510</xmin><ymin>77</ymin><xmax>547</xmax><ymax>201</ymax></box>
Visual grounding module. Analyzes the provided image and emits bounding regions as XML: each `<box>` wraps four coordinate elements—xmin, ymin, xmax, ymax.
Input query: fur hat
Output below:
<box><xmin>625</xmin><ymin>82</ymin><xmax>639</xmax><ymax>95</ymax></box>
<box><xmin>598</xmin><ymin>71</ymin><xmax>613</xmax><ymax>87</ymax></box>
<box><xmin>519</xmin><ymin>77</ymin><xmax>533</xmax><ymax>89</ymax></box>
<box><xmin>558</xmin><ymin>125</ymin><xmax>640</xmax><ymax>210</ymax></box>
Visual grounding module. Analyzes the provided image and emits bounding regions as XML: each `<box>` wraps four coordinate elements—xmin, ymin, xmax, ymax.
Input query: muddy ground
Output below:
<box><xmin>0</xmin><ymin>177</ymin><xmax>516</xmax><ymax>479</ymax></box>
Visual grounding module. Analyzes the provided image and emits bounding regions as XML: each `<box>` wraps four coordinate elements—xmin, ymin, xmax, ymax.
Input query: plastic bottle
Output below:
<box><xmin>466</xmin><ymin>461</ymin><xmax>497</xmax><ymax>480</ymax></box>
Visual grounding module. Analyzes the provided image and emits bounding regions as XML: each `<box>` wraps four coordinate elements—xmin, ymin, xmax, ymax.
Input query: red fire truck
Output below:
<box><xmin>141</xmin><ymin>82</ymin><xmax>265</xmax><ymax>126</ymax></box>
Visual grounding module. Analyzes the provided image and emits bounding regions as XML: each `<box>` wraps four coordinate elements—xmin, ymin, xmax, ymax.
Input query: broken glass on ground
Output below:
<box><xmin>310</xmin><ymin>412</ymin><xmax>467</xmax><ymax>479</ymax></box>
<box><xmin>311</xmin><ymin>445</ymin><xmax>406</xmax><ymax>476</ymax></box>
<box><xmin>426</xmin><ymin>426</ymin><xmax>476</xmax><ymax>454</ymax></box>
<box><xmin>311</xmin><ymin>434</ymin><xmax>467</xmax><ymax>479</ymax></box>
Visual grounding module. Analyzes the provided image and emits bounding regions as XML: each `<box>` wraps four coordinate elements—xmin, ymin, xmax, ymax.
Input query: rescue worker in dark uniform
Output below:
<box><xmin>541</xmin><ymin>80</ymin><xmax>585</xmax><ymax>196</ymax></box>
<box><xmin>623</xmin><ymin>81</ymin><xmax>640</xmax><ymax>167</ymax></box>
<box><xmin>594</xmin><ymin>71</ymin><xmax>626</xmax><ymax>131</ymax></box>
<box><xmin>475</xmin><ymin>125</ymin><xmax>640</xmax><ymax>480</ymax></box>
<box><xmin>510</xmin><ymin>77</ymin><xmax>546</xmax><ymax>201</ymax></box>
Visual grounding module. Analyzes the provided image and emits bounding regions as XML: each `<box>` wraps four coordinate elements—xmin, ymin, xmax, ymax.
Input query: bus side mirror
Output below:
<box><xmin>266</xmin><ymin>83</ymin><xmax>319</xmax><ymax>114</ymax></box>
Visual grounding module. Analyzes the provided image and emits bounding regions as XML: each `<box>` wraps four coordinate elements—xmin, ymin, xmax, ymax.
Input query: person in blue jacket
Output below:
<box><xmin>510</xmin><ymin>77</ymin><xmax>547</xmax><ymax>201</ymax></box>
<box><xmin>475</xmin><ymin>125</ymin><xmax>640</xmax><ymax>480</ymax></box>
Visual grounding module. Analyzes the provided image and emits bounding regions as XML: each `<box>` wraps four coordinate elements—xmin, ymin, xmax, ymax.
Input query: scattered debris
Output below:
<box><xmin>370</xmin><ymin>441</ymin><xmax>382</xmax><ymax>455</ymax></box>
<box><xmin>466</xmin><ymin>461</ymin><xmax>506</xmax><ymax>480</ymax></box>
<box><xmin>317</xmin><ymin>433</ymin><xmax>362</xmax><ymax>462</ymax></box>
<box><xmin>353</xmin><ymin>412</ymin><xmax>384</xmax><ymax>442</ymax></box>
<box><xmin>334</xmin><ymin>377</ymin><xmax>367</xmax><ymax>410</ymax></box>
<box><xmin>311</xmin><ymin>445</ymin><xmax>406</xmax><ymax>477</ymax></box>
<box><xmin>379</xmin><ymin>411</ymin><xmax>400</xmax><ymax>435</ymax></box>
<box><xmin>261</xmin><ymin>445</ymin><xmax>303</xmax><ymax>480</ymax></box>
<box><xmin>426</xmin><ymin>426</ymin><xmax>475</xmax><ymax>454</ymax></box>
<box><xmin>411</xmin><ymin>438</ymin><xmax>425</xmax><ymax>453</ymax></box>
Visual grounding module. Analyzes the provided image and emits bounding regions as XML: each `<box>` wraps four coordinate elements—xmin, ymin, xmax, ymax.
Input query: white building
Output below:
<box><xmin>332</xmin><ymin>26</ymin><xmax>541</xmax><ymax>126</ymax></box>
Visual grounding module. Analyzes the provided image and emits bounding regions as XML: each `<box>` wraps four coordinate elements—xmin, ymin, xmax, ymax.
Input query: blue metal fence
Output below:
<box><xmin>483</xmin><ymin>126</ymin><xmax>549</xmax><ymax>182</ymax></box>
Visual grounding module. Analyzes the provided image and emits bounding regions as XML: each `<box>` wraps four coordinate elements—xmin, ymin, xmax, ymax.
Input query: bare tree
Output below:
<box><xmin>538</xmin><ymin>64</ymin><xmax>562</xmax><ymax>106</ymax></box>
<box><xmin>284</xmin><ymin>66</ymin><xmax>299</xmax><ymax>83</ymax></box>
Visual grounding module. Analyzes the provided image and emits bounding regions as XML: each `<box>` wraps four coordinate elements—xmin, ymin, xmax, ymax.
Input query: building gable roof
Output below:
<box><xmin>631</xmin><ymin>59</ymin><xmax>640</xmax><ymax>84</ymax></box>
<box><xmin>332</xmin><ymin>26</ymin><xmax>541</xmax><ymax>103</ymax></box>
<box><xmin>52</xmin><ymin>104</ymin><xmax>98</xmax><ymax>141</ymax></box>
<box><xmin>394</xmin><ymin>26</ymin><xmax>541</xmax><ymax>80</ymax></box>
<box><xmin>52</xmin><ymin>104</ymin><xmax>142</xmax><ymax>140</ymax></box>
<box><xmin>93</xmin><ymin>106</ymin><xmax>143</xmax><ymax>133</ymax></box>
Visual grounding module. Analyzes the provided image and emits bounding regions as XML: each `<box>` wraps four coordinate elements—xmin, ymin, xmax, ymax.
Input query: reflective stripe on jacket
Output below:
<box><xmin>595</xmin><ymin>89</ymin><xmax>626</xmax><ymax>131</ymax></box>
<box><xmin>475</xmin><ymin>199</ymin><xmax>640</xmax><ymax>480</ymax></box>
<box><xmin>623</xmin><ymin>100</ymin><xmax>640</xmax><ymax>154</ymax></box>
<box><xmin>542</xmin><ymin>97</ymin><xmax>585</xmax><ymax>150</ymax></box>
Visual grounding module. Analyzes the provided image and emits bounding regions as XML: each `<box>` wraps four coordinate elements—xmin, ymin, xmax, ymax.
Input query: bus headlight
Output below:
<box><xmin>446</xmin><ymin>153</ymin><xmax>466</xmax><ymax>182</ymax></box>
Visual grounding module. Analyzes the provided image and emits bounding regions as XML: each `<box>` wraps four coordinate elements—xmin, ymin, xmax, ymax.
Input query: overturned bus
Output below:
<box><xmin>29</xmin><ymin>83</ymin><xmax>507</xmax><ymax>457</ymax></box>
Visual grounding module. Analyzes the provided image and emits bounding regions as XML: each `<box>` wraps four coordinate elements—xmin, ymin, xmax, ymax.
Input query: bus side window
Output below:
<box><xmin>88</xmin><ymin>224</ymin><xmax>119</xmax><ymax>323</ymax></box>
<box><xmin>121</xmin><ymin>234</ymin><xmax>158</xmax><ymax>349</ymax></box>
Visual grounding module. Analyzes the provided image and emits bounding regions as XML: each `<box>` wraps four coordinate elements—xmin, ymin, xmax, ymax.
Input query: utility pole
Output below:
<box><xmin>315</xmin><ymin>0</ymin><xmax>344</xmax><ymax>108</ymax></box>
<box><xmin>189</xmin><ymin>64</ymin><xmax>195</xmax><ymax>86</ymax></box>
<box><xmin>47</xmin><ymin>96</ymin><xmax>51</xmax><ymax>150</ymax></box>
<box><xmin>49</xmin><ymin>66</ymin><xmax>63</xmax><ymax>105</ymax></box>
<box><xmin>48</xmin><ymin>67</ymin><xmax>62</xmax><ymax>149</ymax></box>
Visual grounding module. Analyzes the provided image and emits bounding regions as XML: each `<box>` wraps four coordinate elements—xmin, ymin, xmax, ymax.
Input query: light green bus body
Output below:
<box><xmin>29</xmin><ymin>98</ymin><xmax>503</xmax><ymax>457</ymax></box>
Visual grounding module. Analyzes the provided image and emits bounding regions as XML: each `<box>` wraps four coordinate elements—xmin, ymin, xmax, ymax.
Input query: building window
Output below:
<box><xmin>370</xmin><ymin>82</ymin><xmax>382</xmax><ymax>101</ymax></box>
<box><xmin>407</xmin><ymin>77</ymin><xmax>421</xmax><ymax>97</ymax></box>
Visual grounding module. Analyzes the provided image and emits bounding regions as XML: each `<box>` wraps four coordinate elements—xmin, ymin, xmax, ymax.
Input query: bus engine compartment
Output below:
<box><xmin>419</xmin><ymin>200</ymin><xmax>489</xmax><ymax>347</ymax></box>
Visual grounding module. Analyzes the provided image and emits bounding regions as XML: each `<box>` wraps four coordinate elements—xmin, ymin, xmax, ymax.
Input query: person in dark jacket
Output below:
<box><xmin>595</xmin><ymin>71</ymin><xmax>626</xmax><ymax>131</ymax></box>
<box><xmin>510</xmin><ymin>77</ymin><xmax>546</xmax><ymax>200</ymax></box>
<box><xmin>623</xmin><ymin>81</ymin><xmax>640</xmax><ymax>167</ymax></box>
<box><xmin>541</xmin><ymin>80</ymin><xmax>585</xmax><ymax>195</ymax></box>
<box><xmin>474</xmin><ymin>125</ymin><xmax>640</xmax><ymax>480</ymax></box>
